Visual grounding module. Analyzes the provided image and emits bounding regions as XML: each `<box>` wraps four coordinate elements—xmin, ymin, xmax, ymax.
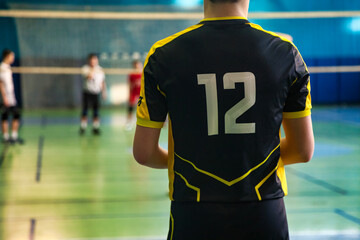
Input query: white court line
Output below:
<box><xmin>11</xmin><ymin>65</ymin><xmax>360</xmax><ymax>76</ymax></box>
<box><xmin>0</xmin><ymin>10</ymin><xmax>359</xmax><ymax>20</ymax></box>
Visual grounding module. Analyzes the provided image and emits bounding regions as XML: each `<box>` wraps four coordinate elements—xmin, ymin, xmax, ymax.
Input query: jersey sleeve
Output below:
<box><xmin>136</xmin><ymin>48</ymin><xmax>167</xmax><ymax>129</ymax></box>
<box><xmin>283</xmin><ymin>47</ymin><xmax>312</xmax><ymax>119</ymax></box>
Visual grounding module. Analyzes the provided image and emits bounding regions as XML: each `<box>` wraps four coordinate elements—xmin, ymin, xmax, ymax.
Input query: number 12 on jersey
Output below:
<box><xmin>197</xmin><ymin>72</ymin><xmax>256</xmax><ymax>136</ymax></box>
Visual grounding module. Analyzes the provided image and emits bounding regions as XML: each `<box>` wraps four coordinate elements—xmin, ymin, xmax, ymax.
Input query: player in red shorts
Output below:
<box><xmin>126</xmin><ymin>60</ymin><xmax>143</xmax><ymax>129</ymax></box>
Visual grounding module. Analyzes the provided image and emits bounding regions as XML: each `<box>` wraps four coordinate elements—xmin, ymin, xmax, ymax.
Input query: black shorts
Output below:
<box><xmin>168</xmin><ymin>198</ymin><xmax>289</xmax><ymax>240</ymax></box>
<box><xmin>82</xmin><ymin>92</ymin><xmax>100</xmax><ymax>118</ymax></box>
<box><xmin>1</xmin><ymin>105</ymin><xmax>21</xmax><ymax>121</ymax></box>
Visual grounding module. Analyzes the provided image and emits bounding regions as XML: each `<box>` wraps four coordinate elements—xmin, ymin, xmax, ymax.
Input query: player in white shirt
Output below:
<box><xmin>0</xmin><ymin>49</ymin><xmax>23</xmax><ymax>144</ymax></box>
<box><xmin>80</xmin><ymin>54</ymin><xmax>107</xmax><ymax>135</ymax></box>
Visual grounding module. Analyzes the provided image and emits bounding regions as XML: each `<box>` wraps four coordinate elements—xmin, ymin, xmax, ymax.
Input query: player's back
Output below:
<box><xmin>139</xmin><ymin>17</ymin><xmax>311</xmax><ymax>203</ymax></box>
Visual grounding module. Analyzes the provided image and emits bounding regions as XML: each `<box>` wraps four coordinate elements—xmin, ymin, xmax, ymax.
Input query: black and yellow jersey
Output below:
<box><xmin>137</xmin><ymin>17</ymin><xmax>311</xmax><ymax>203</ymax></box>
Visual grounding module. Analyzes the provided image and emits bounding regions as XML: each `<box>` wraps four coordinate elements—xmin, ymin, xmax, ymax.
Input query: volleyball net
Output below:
<box><xmin>0</xmin><ymin>6</ymin><xmax>359</xmax><ymax>107</ymax></box>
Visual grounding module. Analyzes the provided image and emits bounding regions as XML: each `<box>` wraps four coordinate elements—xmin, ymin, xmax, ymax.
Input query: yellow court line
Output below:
<box><xmin>174</xmin><ymin>171</ymin><xmax>200</xmax><ymax>202</ymax></box>
<box><xmin>0</xmin><ymin>10</ymin><xmax>359</xmax><ymax>20</ymax></box>
<box><xmin>255</xmin><ymin>163</ymin><xmax>279</xmax><ymax>201</ymax></box>
<box><xmin>175</xmin><ymin>144</ymin><xmax>280</xmax><ymax>187</ymax></box>
<box><xmin>11</xmin><ymin>66</ymin><xmax>360</xmax><ymax>76</ymax></box>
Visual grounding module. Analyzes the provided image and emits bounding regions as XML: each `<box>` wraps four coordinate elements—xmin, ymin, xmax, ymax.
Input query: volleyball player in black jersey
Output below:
<box><xmin>133</xmin><ymin>0</ymin><xmax>314</xmax><ymax>239</ymax></box>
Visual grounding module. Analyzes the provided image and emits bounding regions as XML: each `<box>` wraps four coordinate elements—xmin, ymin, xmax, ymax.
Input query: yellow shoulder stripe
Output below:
<box><xmin>137</xmin><ymin>23</ymin><xmax>204</xmax><ymax>122</ymax></box>
<box><xmin>174</xmin><ymin>144</ymin><xmax>280</xmax><ymax>187</ymax></box>
<box><xmin>175</xmin><ymin>171</ymin><xmax>200</xmax><ymax>202</ymax></box>
<box><xmin>144</xmin><ymin>23</ymin><xmax>204</xmax><ymax>69</ymax></box>
<box><xmin>247</xmin><ymin>22</ymin><xmax>309</xmax><ymax>78</ymax></box>
<box><xmin>247</xmin><ymin>22</ymin><xmax>293</xmax><ymax>44</ymax></box>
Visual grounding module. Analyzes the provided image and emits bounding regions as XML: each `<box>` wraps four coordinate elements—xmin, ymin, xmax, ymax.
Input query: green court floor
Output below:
<box><xmin>0</xmin><ymin>106</ymin><xmax>359</xmax><ymax>240</ymax></box>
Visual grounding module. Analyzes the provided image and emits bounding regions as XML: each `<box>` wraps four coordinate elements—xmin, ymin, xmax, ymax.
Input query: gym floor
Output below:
<box><xmin>0</xmin><ymin>106</ymin><xmax>359</xmax><ymax>240</ymax></box>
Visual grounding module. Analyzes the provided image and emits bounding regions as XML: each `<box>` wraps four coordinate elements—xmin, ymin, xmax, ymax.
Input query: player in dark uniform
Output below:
<box><xmin>133</xmin><ymin>0</ymin><xmax>314</xmax><ymax>239</ymax></box>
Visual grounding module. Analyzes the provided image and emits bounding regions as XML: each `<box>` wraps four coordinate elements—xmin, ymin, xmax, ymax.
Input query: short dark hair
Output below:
<box><xmin>209</xmin><ymin>0</ymin><xmax>239</xmax><ymax>3</ymax></box>
<box><xmin>2</xmin><ymin>49</ymin><xmax>13</xmax><ymax>61</ymax></box>
<box><xmin>87</xmin><ymin>53</ymin><xmax>98</xmax><ymax>61</ymax></box>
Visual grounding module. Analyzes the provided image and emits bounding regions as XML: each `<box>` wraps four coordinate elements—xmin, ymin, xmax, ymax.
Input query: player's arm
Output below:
<box><xmin>0</xmin><ymin>80</ymin><xmax>9</xmax><ymax>107</ymax></box>
<box><xmin>133</xmin><ymin>126</ymin><xmax>168</xmax><ymax>169</ymax></box>
<box><xmin>281</xmin><ymin>46</ymin><xmax>314</xmax><ymax>165</ymax></box>
<box><xmin>128</xmin><ymin>75</ymin><xmax>133</xmax><ymax>95</ymax></box>
<box><xmin>280</xmin><ymin>116</ymin><xmax>314</xmax><ymax>165</ymax></box>
<box><xmin>133</xmin><ymin>44</ymin><xmax>168</xmax><ymax>169</ymax></box>
<box><xmin>101</xmin><ymin>78</ymin><xmax>107</xmax><ymax>99</ymax></box>
<box><xmin>82</xmin><ymin>66</ymin><xmax>92</xmax><ymax>80</ymax></box>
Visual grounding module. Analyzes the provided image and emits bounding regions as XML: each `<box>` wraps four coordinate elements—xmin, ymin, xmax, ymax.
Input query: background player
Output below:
<box><xmin>125</xmin><ymin>60</ymin><xmax>142</xmax><ymax>130</ymax></box>
<box><xmin>0</xmin><ymin>49</ymin><xmax>23</xmax><ymax>144</ymax></box>
<box><xmin>133</xmin><ymin>0</ymin><xmax>314</xmax><ymax>239</ymax></box>
<box><xmin>80</xmin><ymin>53</ymin><xmax>106</xmax><ymax>135</ymax></box>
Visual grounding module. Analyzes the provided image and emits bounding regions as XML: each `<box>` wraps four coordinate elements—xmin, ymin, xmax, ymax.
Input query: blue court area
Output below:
<box><xmin>0</xmin><ymin>106</ymin><xmax>359</xmax><ymax>239</ymax></box>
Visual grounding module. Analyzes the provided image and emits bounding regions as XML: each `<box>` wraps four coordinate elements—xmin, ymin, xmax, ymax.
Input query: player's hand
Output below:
<box><xmin>3</xmin><ymin>99</ymin><xmax>9</xmax><ymax>107</ymax></box>
<box><xmin>102</xmin><ymin>92</ymin><xmax>107</xmax><ymax>100</ymax></box>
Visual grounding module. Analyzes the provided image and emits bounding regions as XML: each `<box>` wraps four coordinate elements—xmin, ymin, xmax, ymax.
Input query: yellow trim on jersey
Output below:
<box><xmin>175</xmin><ymin>171</ymin><xmax>201</xmax><ymax>202</ymax></box>
<box><xmin>277</xmin><ymin>158</ymin><xmax>288</xmax><ymax>196</ymax></box>
<box><xmin>201</xmin><ymin>16</ymin><xmax>247</xmax><ymax>22</ymax></box>
<box><xmin>305</xmin><ymin>80</ymin><xmax>312</xmax><ymax>111</ymax></box>
<box><xmin>174</xmin><ymin>144</ymin><xmax>280</xmax><ymax>187</ymax></box>
<box><xmin>136</xmin><ymin>118</ymin><xmax>164</xmax><ymax>129</ymax></box>
<box><xmin>137</xmin><ymin>73</ymin><xmax>150</xmax><ymax>121</ymax></box>
<box><xmin>247</xmin><ymin>22</ymin><xmax>309</xmax><ymax>72</ymax></box>
<box><xmin>168</xmin><ymin>119</ymin><xmax>175</xmax><ymax>201</ymax></box>
<box><xmin>277</xmin><ymin>130</ymin><xmax>288</xmax><ymax>196</ymax></box>
<box><xmin>248</xmin><ymin>22</ymin><xmax>312</xmax><ymax>115</ymax></box>
<box><xmin>137</xmin><ymin>23</ymin><xmax>204</xmax><ymax>121</ymax></box>
<box><xmin>283</xmin><ymin>109</ymin><xmax>311</xmax><ymax>119</ymax></box>
<box><xmin>170</xmin><ymin>212</ymin><xmax>174</xmax><ymax>240</ymax></box>
<box><xmin>157</xmin><ymin>85</ymin><xmax>166</xmax><ymax>97</ymax></box>
<box><xmin>255</xmin><ymin>163</ymin><xmax>279</xmax><ymax>201</ymax></box>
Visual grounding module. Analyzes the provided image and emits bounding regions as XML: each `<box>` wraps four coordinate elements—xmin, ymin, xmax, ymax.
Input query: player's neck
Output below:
<box><xmin>204</xmin><ymin>2</ymin><xmax>248</xmax><ymax>19</ymax></box>
<box><xmin>2</xmin><ymin>61</ymin><xmax>11</xmax><ymax>66</ymax></box>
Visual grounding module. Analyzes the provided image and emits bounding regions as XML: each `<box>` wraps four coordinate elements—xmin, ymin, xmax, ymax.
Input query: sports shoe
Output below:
<box><xmin>79</xmin><ymin>128</ymin><xmax>85</xmax><ymax>135</ymax></box>
<box><xmin>15</xmin><ymin>138</ymin><xmax>25</xmax><ymax>145</ymax></box>
<box><xmin>93</xmin><ymin>128</ymin><xmax>101</xmax><ymax>135</ymax></box>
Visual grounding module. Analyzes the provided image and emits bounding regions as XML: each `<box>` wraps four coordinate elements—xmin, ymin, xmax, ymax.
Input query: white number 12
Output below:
<box><xmin>198</xmin><ymin>72</ymin><xmax>256</xmax><ymax>136</ymax></box>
